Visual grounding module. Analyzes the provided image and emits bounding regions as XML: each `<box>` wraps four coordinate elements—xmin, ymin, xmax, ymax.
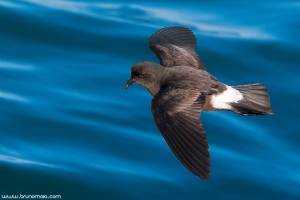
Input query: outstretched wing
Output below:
<box><xmin>151</xmin><ymin>87</ymin><xmax>210</xmax><ymax>179</ymax></box>
<box><xmin>149</xmin><ymin>26</ymin><xmax>206</xmax><ymax>70</ymax></box>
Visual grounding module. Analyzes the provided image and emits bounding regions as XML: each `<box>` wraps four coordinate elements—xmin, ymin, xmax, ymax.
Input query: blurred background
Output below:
<box><xmin>0</xmin><ymin>0</ymin><xmax>299</xmax><ymax>199</ymax></box>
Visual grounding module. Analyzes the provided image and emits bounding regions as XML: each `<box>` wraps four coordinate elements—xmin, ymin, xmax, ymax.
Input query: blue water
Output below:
<box><xmin>0</xmin><ymin>0</ymin><xmax>299</xmax><ymax>199</ymax></box>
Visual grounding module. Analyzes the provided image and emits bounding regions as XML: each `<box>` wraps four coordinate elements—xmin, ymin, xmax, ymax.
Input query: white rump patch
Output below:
<box><xmin>211</xmin><ymin>85</ymin><xmax>243</xmax><ymax>109</ymax></box>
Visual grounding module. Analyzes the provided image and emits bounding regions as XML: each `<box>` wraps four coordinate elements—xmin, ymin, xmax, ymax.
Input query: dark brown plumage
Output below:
<box><xmin>149</xmin><ymin>26</ymin><xmax>205</xmax><ymax>70</ymax></box>
<box><xmin>125</xmin><ymin>26</ymin><xmax>273</xmax><ymax>180</ymax></box>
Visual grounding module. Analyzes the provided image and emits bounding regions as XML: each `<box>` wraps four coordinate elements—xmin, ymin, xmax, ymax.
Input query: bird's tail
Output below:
<box><xmin>231</xmin><ymin>83</ymin><xmax>273</xmax><ymax>116</ymax></box>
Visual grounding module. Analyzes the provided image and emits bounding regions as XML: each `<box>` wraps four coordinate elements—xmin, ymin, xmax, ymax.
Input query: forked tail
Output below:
<box><xmin>232</xmin><ymin>83</ymin><xmax>273</xmax><ymax>116</ymax></box>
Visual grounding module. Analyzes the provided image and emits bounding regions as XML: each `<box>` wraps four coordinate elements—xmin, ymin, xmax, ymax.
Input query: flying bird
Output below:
<box><xmin>125</xmin><ymin>26</ymin><xmax>273</xmax><ymax>180</ymax></box>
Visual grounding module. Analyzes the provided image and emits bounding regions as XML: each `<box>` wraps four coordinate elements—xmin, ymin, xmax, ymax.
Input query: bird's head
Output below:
<box><xmin>125</xmin><ymin>61</ymin><xmax>165</xmax><ymax>96</ymax></box>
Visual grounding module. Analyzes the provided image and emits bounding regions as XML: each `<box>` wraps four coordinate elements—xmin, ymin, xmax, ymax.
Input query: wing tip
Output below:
<box><xmin>148</xmin><ymin>26</ymin><xmax>206</xmax><ymax>70</ymax></box>
<box><xmin>150</xmin><ymin>26</ymin><xmax>197</xmax><ymax>48</ymax></box>
<box><xmin>199</xmin><ymin>173</ymin><xmax>210</xmax><ymax>180</ymax></box>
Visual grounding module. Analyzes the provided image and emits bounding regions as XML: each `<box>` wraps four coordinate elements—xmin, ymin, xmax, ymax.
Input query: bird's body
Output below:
<box><xmin>125</xmin><ymin>26</ymin><xmax>273</xmax><ymax>179</ymax></box>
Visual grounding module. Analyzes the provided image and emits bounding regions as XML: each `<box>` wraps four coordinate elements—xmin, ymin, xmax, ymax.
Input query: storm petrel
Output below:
<box><xmin>125</xmin><ymin>26</ymin><xmax>273</xmax><ymax>180</ymax></box>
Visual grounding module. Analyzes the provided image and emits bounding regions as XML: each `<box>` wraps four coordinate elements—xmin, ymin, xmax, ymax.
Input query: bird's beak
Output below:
<box><xmin>125</xmin><ymin>78</ymin><xmax>136</xmax><ymax>89</ymax></box>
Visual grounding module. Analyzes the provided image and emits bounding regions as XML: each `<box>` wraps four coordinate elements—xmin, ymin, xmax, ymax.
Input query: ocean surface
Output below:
<box><xmin>0</xmin><ymin>0</ymin><xmax>299</xmax><ymax>199</ymax></box>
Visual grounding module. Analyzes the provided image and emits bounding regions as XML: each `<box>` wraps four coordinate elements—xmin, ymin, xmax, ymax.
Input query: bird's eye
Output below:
<box><xmin>139</xmin><ymin>72</ymin><xmax>145</xmax><ymax>77</ymax></box>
